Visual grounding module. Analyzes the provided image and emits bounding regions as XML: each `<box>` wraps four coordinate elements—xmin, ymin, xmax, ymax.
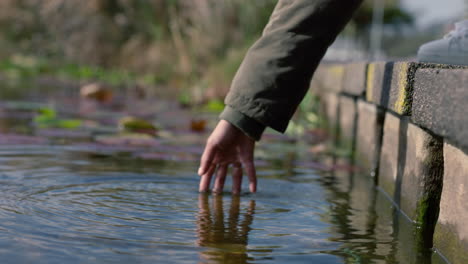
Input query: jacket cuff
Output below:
<box><xmin>220</xmin><ymin>106</ymin><xmax>266</xmax><ymax>141</ymax></box>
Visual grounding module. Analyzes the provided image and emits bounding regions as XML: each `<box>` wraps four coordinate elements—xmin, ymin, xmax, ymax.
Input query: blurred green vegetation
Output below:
<box><xmin>34</xmin><ymin>107</ymin><xmax>82</xmax><ymax>129</ymax></box>
<box><xmin>0</xmin><ymin>0</ymin><xmax>414</xmax><ymax>101</ymax></box>
<box><xmin>0</xmin><ymin>0</ymin><xmax>277</xmax><ymax>100</ymax></box>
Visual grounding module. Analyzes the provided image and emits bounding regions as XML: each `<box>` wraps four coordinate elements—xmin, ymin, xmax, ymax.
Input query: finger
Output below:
<box><xmin>198</xmin><ymin>143</ymin><xmax>216</xmax><ymax>176</ymax></box>
<box><xmin>244</xmin><ymin>161</ymin><xmax>257</xmax><ymax>193</ymax></box>
<box><xmin>199</xmin><ymin>165</ymin><xmax>216</xmax><ymax>192</ymax></box>
<box><xmin>231</xmin><ymin>165</ymin><xmax>243</xmax><ymax>195</ymax></box>
<box><xmin>212</xmin><ymin>164</ymin><xmax>228</xmax><ymax>194</ymax></box>
<box><xmin>204</xmin><ymin>164</ymin><xmax>216</xmax><ymax>180</ymax></box>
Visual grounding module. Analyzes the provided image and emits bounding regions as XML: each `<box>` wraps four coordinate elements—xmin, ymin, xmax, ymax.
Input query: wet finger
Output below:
<box><xmin>244</xmin><ymin>161</ymin><xmax>257</xmax><ymax>193</ymax></box>
<box><xmin>212</xmin><ymin>164</ymin><xmax>228</xmax><ymax>194</ymax></box>
<box><xmin>198</xmin><ymin>144</ymin><xmax>216</xmax><ymax>176</ymax></box>
<box><xmin>199</xmin><ymin>164</ymin><xmax>216</xmax><ymax>192</ymax></box>
<box><xmin>231</xmin><ymin>165</ymin><xmax>243</xmax><ymax>195</ymax></box>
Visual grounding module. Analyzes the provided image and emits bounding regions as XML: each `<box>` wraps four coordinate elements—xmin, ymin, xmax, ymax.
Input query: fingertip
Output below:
<box><xmin>199</xmin><ymin>171</ymin><xmax>214</xmax><ymax>193</ymax></box>
<box><xmin>244</xmin><ymin>162</ymin><xmax>257</xmax><ymax>193</ymax></box>
<box><xmin>197</xmin><ymin>167</ymin><xmax>204</xmax><ymax>176</ymax></box>
<box><xmin>249</xmin><ymin>182</ymin><xmax>257</xmax><ymax>193</ymax></box>
<box><xmin>212</xmin><ymin>188</ymin><xmax>222</xmax><ymax>195</ymax></box>
<box><xmin>199</xmin><ymin>182</ymin><xmax>208</xmax><ymax>193</ymax></box>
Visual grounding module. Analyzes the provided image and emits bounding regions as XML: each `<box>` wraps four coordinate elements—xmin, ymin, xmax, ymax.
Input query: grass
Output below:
<box><xmin>0</xmin><ymin>55</ymin><xmax>137</xmax><ymax>86</ymax></box>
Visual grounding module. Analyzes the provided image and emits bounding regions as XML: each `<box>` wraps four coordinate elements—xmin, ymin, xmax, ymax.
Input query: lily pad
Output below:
<box><xmin>118</xmin><ymin>116</ymin><xmax>157</xmax><ymax>135</ymax></box>
<box><xmin>34</xmin><ymin>116</ymin><xmax>82</xmax><ymax>129</ymax></box>
<box><xmin>203</xmin><ymin>99</ymin><xmax>224</xmax><ymax>113</ymax></box>
<box><xmin>33</xmin><ymin>107</ymin><xmax>82</xmax><ymax>129</ymax></box>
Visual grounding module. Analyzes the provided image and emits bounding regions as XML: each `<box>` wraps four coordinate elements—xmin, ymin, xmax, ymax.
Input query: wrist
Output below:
<box><xmin>219</xmin><ymin>106</ymin><xmax>265</xmax><ymax>141</ymax></box>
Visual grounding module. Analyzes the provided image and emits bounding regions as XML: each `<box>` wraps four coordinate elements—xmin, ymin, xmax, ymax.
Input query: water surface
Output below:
<box><xmin>0</xmin><ymin>91</ymin><xmax>448</xmax><ymax>263</ymax></box>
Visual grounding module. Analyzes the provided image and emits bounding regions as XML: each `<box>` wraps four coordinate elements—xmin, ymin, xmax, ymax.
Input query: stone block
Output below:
<box><xmin>366</xmin><ymin>61</ymin><xmax>419</xmax><ymax>115</ymax></box>
<box><xmin>355</xmin><ymin>100</ymin><xmax>384</xmax><ymax>178</ymax></box>
<box><xmin>412</xmin><ymin>68</ymin><xmax>468</xmax><ymax>153</ymax></box>
<box><xmin>319</xmin><ymin>93</ymin><xmax>339</xmax><ymax>132</ymax></box>
<box><xmin>366</xmin><ymin>61</ymin><xmax>393</xmax><ymax>106</ymax></box>
<box><xmin>338</xmin><ymin>96</ymin><xmax>356</xmax><ymax>140</ymax></box>
<box><xmin>378</xmin><ymin>112</ymin><xmax>402</xmax><ymax>196</ymax></box>
<box><xmin>363</xmin><ymin>188</ymin><xmax>445</xmax><ymax>263</ymax></box>
<box><xmin>379</xmin><ymin>116</ymin><xmax>444</xmax><ymax>223</ymax></box>
<box><xmin>399</xmin><ymin>123</ymin><xmax>443</xmax><ymax>228</ymax></box>
<box><xmin>434</xmin><ymin>143</ymin><xmax>468</xmax><ymax>264</ymax></box>
<box><xmin>310</xmin><ymin>64</ymin><xmax>344</xmax><ymax>93</ymax></box>
<box><xmin>367</xmin><ymin>61</ymin><xmax>466</xmax><ymax>115</ymax></box>
<box><xmin>342</xmin><ymin>62</ymin><xmax>368</xmax><ymax>96</ymax></box>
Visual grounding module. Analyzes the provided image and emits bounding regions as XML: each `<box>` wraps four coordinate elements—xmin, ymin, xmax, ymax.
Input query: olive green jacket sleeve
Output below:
<box><xmin>220</xmin><ymin>0</ymin><xmax>363</xmax><ymax>141</ymax></box>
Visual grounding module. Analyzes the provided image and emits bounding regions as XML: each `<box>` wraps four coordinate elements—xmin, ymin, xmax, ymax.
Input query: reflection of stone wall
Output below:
<box><xmin>465</xmin><ymin>0</ymin><xmax>468</xmax><ymax>18</ymax></box>
<box><xmin>311</xmin><ymin>61</ymin><xmax>468</xmax><ymax>264</ymax></box>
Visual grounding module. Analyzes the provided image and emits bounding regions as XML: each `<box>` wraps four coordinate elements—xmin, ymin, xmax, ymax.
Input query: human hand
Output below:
<box><xmin>198</xmin><ymin>120</ymin><xmax>257</xmax><ymax>194</ymax></box>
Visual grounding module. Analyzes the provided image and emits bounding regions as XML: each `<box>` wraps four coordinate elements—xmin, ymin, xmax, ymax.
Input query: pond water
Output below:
<box><xmin>0</xmin><ymin>88</ymin><xmax>448</xmax><ymax>263</ymax></box>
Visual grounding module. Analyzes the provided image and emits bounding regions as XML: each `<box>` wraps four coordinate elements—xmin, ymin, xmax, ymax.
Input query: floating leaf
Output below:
<box><xmin>34</xmin><ymin>108</ymin><xmax>82</xmax><ymax>129</ymax></box>
<box><xmin>55</xmin><ymin>119</ymin><xmax>82</xmax><ymax>129</ymax></box>
<box><xmin>118</xmin><ymin>116</ymin><xmax>157</xmax><ymax>136</ymax></box>
<box><xmin>190</xmin><ymin>119</ymin><xmax>207</xmax><ymax>132</ymax></box>
<box><xmin>203</xmin><ymin>99</ymin><xmax>224</xmax><ymax>112</ymax></box>
<box><xmin>80</xmin><ymin>83</ymin><xmax>113</xmax><ymax>102</ymax></box>
<box><xmin>37</xmin><ymin>107</ymin><xmax>56</xmax><ymax>118</ymax></box>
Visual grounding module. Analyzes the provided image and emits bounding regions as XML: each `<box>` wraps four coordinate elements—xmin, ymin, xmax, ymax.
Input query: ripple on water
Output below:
<box><xmin>0</xmin><ymin>144</ymin><xmax>447</xmax><ymax>264</ymax></box>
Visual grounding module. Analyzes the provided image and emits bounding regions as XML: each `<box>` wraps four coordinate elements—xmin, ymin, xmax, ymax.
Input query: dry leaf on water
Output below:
<box><xmin>80</xmin><ymin>83</ymin><xmax>113</xmax><ymax>103</ymax></box>
<box><xmin>190</xmin><ymin>119</ymin><xmax>207</xmax><ymax>132</ymax></box>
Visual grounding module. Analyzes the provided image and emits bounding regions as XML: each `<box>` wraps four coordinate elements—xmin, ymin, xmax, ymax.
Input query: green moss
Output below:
<box><xmin>413</xmin><ymin>132</ymin><xmax>443</xmax><ymax>250</ymax></box>
<box><xmin>434</xmin><ymin>224</ymin><xmax>468</xmax><ymax>264</ymax></box>
<box><xmin>398</xmin><ymin>61</ymin><xmax>468</xmax><ymax>115</ymax></box>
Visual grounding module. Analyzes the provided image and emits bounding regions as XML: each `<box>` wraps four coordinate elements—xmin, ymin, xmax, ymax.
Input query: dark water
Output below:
<box><xmin>0</xmin><ymin>89</ymin><xmax>448</xmax><ymax>263</ymax></box>
<box><xmin>0</xmin><ymin>144</ymin><xmax>449</xmax><ymax>264</ymax></box>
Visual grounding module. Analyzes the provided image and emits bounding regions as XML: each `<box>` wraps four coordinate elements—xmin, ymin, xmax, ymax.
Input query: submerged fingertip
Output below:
<box><xmin>249</xmin><ymin>183</ymin><xmax>257</xmax><ymax>193</ymax></box>
<box><xmin>197</xmin><ymin>167</ymin><xmax>204</xmax><ymax>175</ymax></box>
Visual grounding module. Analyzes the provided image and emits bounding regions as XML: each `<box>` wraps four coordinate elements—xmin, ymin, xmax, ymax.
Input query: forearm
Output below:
<box><xmin>222</xmin><ymin>0</ymin><xmax>363</xmax><ymax>138</ymax></box>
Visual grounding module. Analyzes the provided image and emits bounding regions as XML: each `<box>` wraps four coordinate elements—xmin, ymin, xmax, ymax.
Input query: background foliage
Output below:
<box><xmin>0</xmin><ymin>0</ymin><xmax>414</xmax><ymax>100</ymax></box>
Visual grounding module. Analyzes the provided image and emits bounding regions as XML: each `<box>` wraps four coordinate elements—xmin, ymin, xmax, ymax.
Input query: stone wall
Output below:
<box><xmin>310</xmin><ymin>61</ymin><xmax>468</xmax><ymax>264</ymax></box>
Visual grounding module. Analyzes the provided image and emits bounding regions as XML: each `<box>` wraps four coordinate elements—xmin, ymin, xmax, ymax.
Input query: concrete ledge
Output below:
<box><xmin>366</xmin><ymin>61</ymin><xmax>418</xmax><ymax>115</ymax></box>
<box><xmin>378</xmin><ymin>112</ymin><xmax>401</xmax><ymax>196</ymax></box>
<box><xmin>342</xmin><ymin>62</ymin><xmax>367</xmax><ymax>96</ymax></box>
<box><xmin>412</xmin><ymin>68</ymin><xmax>468</xmax><ymax>153</ymax></box>
<box><xmin>365</xmin><ymin>61</ymin><xmax>393</xmax><ymax>107</ymax></box>
<box><xmin>355</xmin><ymin>100</ymin><xmax>384</xmax><ymax>178</ymax></box>
<box><xmin>338</xmin><ymin>96</ymin><xmax>357</xmax><ymax>145</ymax></box>
<box><xmin>312</xmin><ymin>60</ymin><xmax>468</xmax><ymax>261</ymax></box>
<box><xmin>310</xmin><ymin>64</ymin><xmax>344</xmax><ymax>94</ymax></box>
<box><xmin>400</xmin><ymin>123</ymin><xmax>443</xmax><ymax>246</ymax></box>
<box><xmin>434</xmin><ymin>142</ymin><xmax>468</xmax><ymax>264</ymax></box>
<box><xmin>319</xmin><ymin>93</ymin><xmax>339</xmax><ymax>133</ymax></box>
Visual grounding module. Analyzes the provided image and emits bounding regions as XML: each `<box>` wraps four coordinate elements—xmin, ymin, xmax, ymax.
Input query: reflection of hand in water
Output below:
<box><xmin>197</xmin><ymin>194</ymin><xmax>256</xmax><ymax>264</ymax></box>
